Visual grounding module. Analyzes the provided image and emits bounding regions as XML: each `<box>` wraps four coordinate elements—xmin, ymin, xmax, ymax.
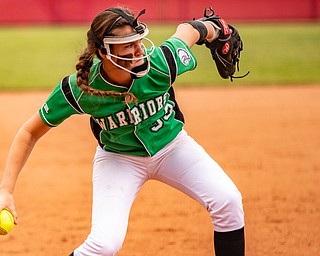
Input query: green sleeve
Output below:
<box><xmin>161</xmin><ymin>36</ymin><xmax>197</xmax><ymax>75</ymax></box>
<box><xmin>39</xmin><ymin>80</ymin><xmax>79</xmax><ymax>127</ymax></box>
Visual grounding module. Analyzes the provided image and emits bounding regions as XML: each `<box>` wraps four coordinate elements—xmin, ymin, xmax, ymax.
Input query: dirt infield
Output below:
<box><xmin>0</xmin><ymin>85</ymin><xmax>319</xmax><ymax>256</ymax></box>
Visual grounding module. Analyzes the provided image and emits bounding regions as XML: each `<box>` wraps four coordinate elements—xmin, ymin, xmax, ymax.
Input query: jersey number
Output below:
<box><xmin>150</xmin><ymin>103</ymin><xmax>174</xmax><ymax>132</ymax></box>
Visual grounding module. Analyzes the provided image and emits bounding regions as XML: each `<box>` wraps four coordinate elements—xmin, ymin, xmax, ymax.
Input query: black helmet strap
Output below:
<box><xmin>90</xmin><ymin>8</ymin><xmax>147</xmax><ymax>55</ymax></box>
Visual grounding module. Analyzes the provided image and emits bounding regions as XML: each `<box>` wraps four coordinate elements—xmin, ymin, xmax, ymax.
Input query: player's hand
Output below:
<box><xmin>0</xmin><ymin>189</ymin><xmax>18</xmax><ymax>225</ymax></box>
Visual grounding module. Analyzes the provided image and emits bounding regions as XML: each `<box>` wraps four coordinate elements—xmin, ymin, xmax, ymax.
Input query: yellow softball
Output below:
<box><xmin>0</xmin><ymin>209</ymin><xmax>14</xmax><ymax>235</ymax></box>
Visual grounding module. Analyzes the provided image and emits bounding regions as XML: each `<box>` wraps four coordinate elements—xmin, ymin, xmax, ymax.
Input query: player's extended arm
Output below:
<box><xmin>0</xmin><ymin>112</ymin><xmax>51</xmax><ymax>224</ymax></box>
<box><xmin>173</xmin><ymin>6</ymin><xmax>248</xmax><ymax>81</ymax></box>
<box><xmin>172</xmin><ymin>21</ymin><xmax>218</xmax><ymax>48</ymax></box>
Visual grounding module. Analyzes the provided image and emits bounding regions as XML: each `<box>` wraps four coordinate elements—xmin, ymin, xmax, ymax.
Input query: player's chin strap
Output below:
<box><xmin>90</xmin><ymin>8</ymin><xmax>155</xmax><ymax>79</ymax></box>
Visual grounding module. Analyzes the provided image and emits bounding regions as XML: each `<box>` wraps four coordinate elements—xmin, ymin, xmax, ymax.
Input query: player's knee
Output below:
<box><xmin>95</xmin><ymin>242</ymin><xmax>121</xmax><ymax>256</ymax></box>
<box><xmin>210</xmin><ymin>189</ymin><xmax>244</xmax><ymax>231</ymax></box>
<box><xmin>76</xmin><ymin>234</ymin><xmax>123</xmax><ymax>256</ymax></box>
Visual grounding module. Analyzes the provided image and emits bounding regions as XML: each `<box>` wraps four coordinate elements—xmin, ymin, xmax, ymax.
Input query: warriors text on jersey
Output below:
<box><xmin>39</xmin><ymin>37</ymin><xmax>197</xmax><ymax>156</ymax></box>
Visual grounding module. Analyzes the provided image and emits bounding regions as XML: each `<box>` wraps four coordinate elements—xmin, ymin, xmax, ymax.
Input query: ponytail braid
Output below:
<box><xmin>76</xmin><ymin>45</ymin><xmax>94</xmax><ymax>89</ymax></box>
<box><xmin>75</xmin><ymin>17</ymin><xmax>137</xmax><ymax>104</ymax></box>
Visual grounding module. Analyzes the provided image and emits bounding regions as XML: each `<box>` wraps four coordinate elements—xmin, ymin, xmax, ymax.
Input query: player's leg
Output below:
<box><xmin>214</xmin><ymin>227</ymin><xmax>245</xmax><ymax>256</ymax></box>
<box><xmin>72</xmin><ymin>147</ymin><xmax>148</xmax><ymax>256</ymax></box>
<box><xmin>152</xmin><ymin>130</ymin><xmax>245</xmax><ymax>255</ymax></box>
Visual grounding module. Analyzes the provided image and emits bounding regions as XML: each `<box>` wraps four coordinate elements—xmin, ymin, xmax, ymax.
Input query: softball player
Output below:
<box><xmin>0</xmin><ymin>6</ymin><xmax>245</xmax><ymax>256</ymax></box>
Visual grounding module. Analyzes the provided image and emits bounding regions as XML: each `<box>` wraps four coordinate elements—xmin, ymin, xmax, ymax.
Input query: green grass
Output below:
<box><xmin>0</xmin><ymin>23</ymin><xmax>319</xmax><ymax>90</ymax></box>
<box><xmin>0</xmin><ymin>26</ymin><xmax>87</xmax><ymax>89</ymax></box>
<box><xmin>232</xmin><ymin>23</ymin><xmax>320</xmax><ymax>86</ymax></box>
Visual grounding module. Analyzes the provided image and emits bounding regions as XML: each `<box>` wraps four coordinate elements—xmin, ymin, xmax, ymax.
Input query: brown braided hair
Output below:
<box><xmin>75</xmin><ymin>7</ymin><xmax>137</xmax><ymax>104</ymax></box>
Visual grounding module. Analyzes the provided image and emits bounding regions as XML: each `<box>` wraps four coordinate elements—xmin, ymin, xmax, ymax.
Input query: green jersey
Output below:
<box><xmin>39</xmin><ymin>37</ymin><xmax>197</xmax><ymax>156</ymax></box>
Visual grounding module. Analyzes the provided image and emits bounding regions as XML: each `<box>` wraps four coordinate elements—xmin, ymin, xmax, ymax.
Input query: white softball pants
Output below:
<box><xmin>74</xmin><ymin>130</ymin><xmax>244</xmax><ymax>256</ymax></box>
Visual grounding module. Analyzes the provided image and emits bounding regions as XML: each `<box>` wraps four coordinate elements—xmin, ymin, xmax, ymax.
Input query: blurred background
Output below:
<box><xmin>0</xmin><ymin>0</ymin><xmax>319</xmax><ymax>89</ymax></box>
<box><xmin>1</xmin><ymin>0</ymin><xmax>319</xmax><ymax>23</ymax></box>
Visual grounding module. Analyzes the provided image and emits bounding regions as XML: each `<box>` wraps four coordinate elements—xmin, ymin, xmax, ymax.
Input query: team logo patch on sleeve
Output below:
<box><xmin>177</xmin><ymin>48</ymin><xmax>191</xmax><ymax>66</ymax></box>
<box><xmin>43</xmin><ymin>103</ymin><xmax>49</xmax><ymax>113</ymax></box>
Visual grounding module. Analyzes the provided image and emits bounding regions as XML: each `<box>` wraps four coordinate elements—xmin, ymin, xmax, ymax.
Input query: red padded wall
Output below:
<box><xmin>0</xmin><ymin>0</ymin><xmax>319</xmax><ymax>24</ymax></box>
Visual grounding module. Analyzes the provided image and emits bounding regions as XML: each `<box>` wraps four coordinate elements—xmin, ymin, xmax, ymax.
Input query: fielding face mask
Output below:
<box><xmin>90</xmin><ymin>9</ymin><xmax>155</xmax><ymax>79</ymax></box>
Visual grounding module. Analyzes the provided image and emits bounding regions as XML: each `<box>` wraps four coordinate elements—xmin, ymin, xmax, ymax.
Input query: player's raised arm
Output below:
<box><xmin>172</xmin><ymin>6</ymin><xmax>248</xmax><ymax>81</ymax></box>
<box><xmin>172</xmin><ymin>20</ymin><xmax>219</xmax><ymax>48</ymax></box>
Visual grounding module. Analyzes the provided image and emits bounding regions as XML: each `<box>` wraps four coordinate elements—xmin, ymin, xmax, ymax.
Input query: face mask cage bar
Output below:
<box><xmin>106</xmin><ymin>40</ymin><xmax>154</xmax><ymax>61</ymax></box>
<box><xmin>105</xmin><ymin>40</ymin><xmax>153</xmax><ymax>78</ymax></box>
<box><xmin>90</xmin><ymin>9</ymin><xmax>154</xmax><ymax>78</ymax></box>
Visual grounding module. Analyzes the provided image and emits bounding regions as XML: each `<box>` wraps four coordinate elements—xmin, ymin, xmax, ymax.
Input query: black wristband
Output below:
<box><xmin>184</xmin><ymin>20</ymin><xmax>208</xmax><ymax>45</ymax></box>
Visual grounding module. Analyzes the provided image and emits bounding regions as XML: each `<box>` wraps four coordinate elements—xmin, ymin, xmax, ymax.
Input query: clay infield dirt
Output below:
<box><xmin>0</xmin><ymin>85</ymin><xmax>319</xmax><ymax>256</ymax></box>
